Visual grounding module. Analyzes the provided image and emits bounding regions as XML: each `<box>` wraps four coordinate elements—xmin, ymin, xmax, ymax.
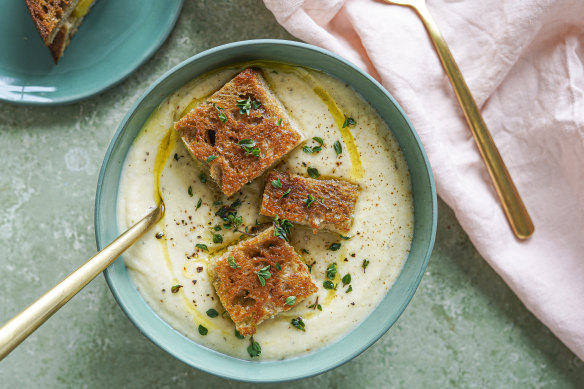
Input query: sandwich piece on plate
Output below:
<box><xmin>174</xmin><ymin>68</ymin><xmax>305</xmax><ymax>197</ymax></box>
<box><xmin>208</xmin><ymin>226</ymin><xmax>317</xmax><ymax>336</ymax></box>
<box><xmin>25</xmin><ymin>0</ymin><xmax>96</xmax><ymax>63</ymax></box>
<box><xmin>260</xmin><ymin>170</ymin><xmax>359</xmax><ymax>234</ymax></box>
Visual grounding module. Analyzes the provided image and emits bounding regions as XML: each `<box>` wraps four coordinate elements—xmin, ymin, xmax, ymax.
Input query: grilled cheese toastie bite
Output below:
<box><xmin>174</xmin><ymin>68</ymin><xmax>305</xmax><ymax>197</ymax></box>
<box><xmin>261</xmin><ymin>170</ymin><xmax>359</xmax><ymax>233</ymax></box>
<box><xmin>209</xmin><ymin>226</ymin><xmax>318</xmax><ymax>336</ymax></box>
<box><xmin>25</xmin><ymin>0</ymin><xmax>96</xmax><ymax>63</ymax></box>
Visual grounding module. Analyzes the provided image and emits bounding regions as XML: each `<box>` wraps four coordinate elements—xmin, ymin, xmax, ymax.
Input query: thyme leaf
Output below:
<box><xmin>342</xmin><ymin>115</ymin><xmax>356</xmax><ymax>128</ymax></box>
<box><xmin>228</xmin><ymin>255</ymin><xmax>240</xmax><ymax>269</ymax></box>
<box><xmin>256</xmin><ymin>265</ymin><xmax>271</xmax><ymax>286</ymax></box>
<box><xmin>291</xmin><ymin>317</ymin><xmax>305</xmax><ymax>331</ymax></box>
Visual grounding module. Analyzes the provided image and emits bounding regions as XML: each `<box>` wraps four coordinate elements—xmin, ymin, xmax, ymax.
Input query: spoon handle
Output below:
<box><xmin>409</xmin><ymin>2</ymin><xmax>534</xmax><ymax>239</ymax></box>
<box><xmin>0</xmin><ymin>204</ymin><xmax>164</xmax><ymax>361</ymax></box>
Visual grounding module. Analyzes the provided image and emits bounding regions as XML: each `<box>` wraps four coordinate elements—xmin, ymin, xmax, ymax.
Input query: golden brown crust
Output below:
<box><xmin>174</xmin><ymin>68</ymin><xmax>305</xmax><ymax>197</ymax></box>
<box><xmin>209</xmin><ymin>227</ymin><xmax>317</xmax><ymax>336</ymax></box>
<box><xmin>260</xmin><ymin>170</ymin><xmax>359</xmax><ymax>233</ymax></box>
<box><xmin>25</xmin><ymin>0</ymin><xmax>78</xmax><ymax>44</ymax></box>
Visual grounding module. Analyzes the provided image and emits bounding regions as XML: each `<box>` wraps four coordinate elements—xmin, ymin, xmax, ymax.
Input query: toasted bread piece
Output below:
<box><xmin>25</xmin><ymin>0</ymin><xmax>95</xmax><ymax>63</ymax></box>
<box><xmin>260</xmin><ymin>170</ymin><xmax>359</xmax><ymax>234</ymax></box>
<box><xmin>208</xmin><ymin>226</ymin><xmax>317</xmax><ymax>336</ymax></box>
<box><xmin>174</xmin><ymin>68</ymin><xmax>305</xmax><ymax>197</ymax></box>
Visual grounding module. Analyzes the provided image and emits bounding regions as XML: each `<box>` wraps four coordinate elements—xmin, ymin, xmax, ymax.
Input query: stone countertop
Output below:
<box><xmin>0</xmin><ymin>0</ymin><xmax>582</xmax><ymax>387</ymax></box>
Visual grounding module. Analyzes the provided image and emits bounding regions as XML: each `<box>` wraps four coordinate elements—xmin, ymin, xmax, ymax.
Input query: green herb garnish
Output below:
<box><xmin>291</xmin><ymin>317</ymin><xmax>305</xmax><ymax>331</ymax></box>
<box><xmin>228</xmin><ymin>255</ymin><xmax>240</xmax><ymax>269</ymax></box>
<box><xmin>303</xmin><ymin>137</ymin><xmax>324</xmax><ymax>154</ymax></box>
<box><xmin>248</xmin><ymin>338</ymin><xmax>261</xmax><ymax>357</ymax></box>
<box><xmin>326</xmin><ymin>263</ymin><xmax>337</xmax><ymax>280</ymax></box>
<box><xmin>215</xmin><ymin>201</ymin><xmax>243</xmax><ymax>230</ymax></box>
<box><xmin>238</xmin><ymin>138</ymin><xmax>261</xmax><ymax>157</ymax></box>
<box><xmin>323</xmin><ymin>280</ymin><xmax>335</xmax><ymax>290</ymax></box>
<box><xmin>206</xmin><ymin>308</ymin><xmax>219</xmax><ymax>318</ymax></box>
<box><xmin>285</xmin><ymin>296</ymin><xmax>297</xmax><ymax>306</ymax></box>
<box><xmin>213</xmin><ymin>103</ymin><xmax>227</xmax><ymax>123</ymax></box>
<box><xmin>346</xmin><ymin>285</ymin><xmax>353</xmax><ymax>293</ymax></box>
<box><xmin>273</xmin><ymin>215</ymin><xmax>293</xmax><ymax>241</ymax></box>
<box><xmin>206</xmin><ymin>155</ymin><xmax>217</xmax><ymax>163</ymax></box>
<box><xmin>276</xmin><ymin>118</ymin><xmax>283</xmax><ymax>126</ymax></box>
<box><xmin>272</xmin><ymin>179</ymin><xmax>282</xmax><ymax>188</ymax></box>
<box><xmin>171</xmin><ymin>284</ymin><xmax>183</xmax><ymax>293</ymax></box>
<box><xmin>227</xmin><ymin>214</ymin><xmax>243</xmax><ymax>229</ymax></box>
<box><xmin>188</xmin><ymin>186</ymin><xmax>193</xmax><ymax>197</ymax></box>
<box><xmin>199</xmin><ymin>173</ymin><xmax>207</xmax><ymax>183</ymax></box>
<box><xmin>213</xmin><ymin>234</ymin><xmax>223</xmax><ymax>244</ymax></box>
<box><xmin>237</xmin><ymin>98</ymin><xmax>252</xmax><ymax>115</ymax></box>
<box><xmin>334</xmin><ymin>140</ymin><xmax>342</xmax><ymax>155</ymax></box>
<box><xmin>237</xmin><ymin>98</ymin><xmax>261</xmax><ymax>115</ymax></box>
<box><xmin>328</xmin><ymin>242</ymin><xmax>341</xmax><ymax>251</ymax></box>
<box><xmin>362</xmin><ymin>259</ymin><xmax>370</xmax><ymax>272</ymax></box>
<box><xmin>307</xmin><ymin>167</ymin><xmax>320</xmax><ymax>179</ymax></box>
<box><xmin>303</xmin><ymin>194</ymin><xmax>315</xmax><ymax>208</ymax></box>
<box><xmin>196</xmin><ymin>198</ymin><xmax>202</xmax><ymax>209</ymax></box>
<box><xmin>342</xmin><ymin>115</ymin><xmax>356</xmax><ymax>128</ymax></box>
<box><xmin>280</xmin><ymin>188</ymin><xmax>291</xmax><ymax>199</ymax></box>
<box><xmin>276</xmin><ymin>263</ymin><xmax>281</xmax><ymax>271</ymax></box>
<box><xmin>213</xmin><ymin>225</ymin><xmax>222</xmax><ymax>231</ymax></box>
<box><xmin>255</xmin><ymin>265</ymin><xmax>271</xmax><ymax>286</ymax></box>
<box><xmin>339</xmin><ymin>234</ymin><xmax>351</xmax><ymax>240</ymax></box>
<box><xmin>342</xmin><ymin>273</ymin><xmax>351</xmax><ymax>286</ymax></box>
<box><xmin>196</xmin><ymin>243</ymin><xmax>208</xmax><ymax>251</ymax></box>
<box><xmin>303</xmin><ymin>145</ymin><xmax>322</xmax><ymax>154</ymax></box>
<box><xmin>235</xmin><ymin>329</ymin><xmax>245</xmax><ymax>339</ymax></box>
<box><xmin>198</xmin><ymin>325</ymin><xmax>208</xmax><ymax>335</ymax></box>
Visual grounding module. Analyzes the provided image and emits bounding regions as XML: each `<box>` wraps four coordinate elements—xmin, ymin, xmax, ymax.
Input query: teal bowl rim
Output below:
<box><xmin>95</xmin><ymin>39</ymin><xmax>437</xmax><ymax>383</ymax></box>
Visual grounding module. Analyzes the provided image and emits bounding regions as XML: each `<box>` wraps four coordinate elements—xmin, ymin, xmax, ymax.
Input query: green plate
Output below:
<box><xmin>95</xmin><ymin>40</ymin><xmax>437</xmax><ymax>382</ymax></box>
<box><xmin>0</xmin><ymin>0</ymin><xmax>183</xmax><ymax>105</ymax></box>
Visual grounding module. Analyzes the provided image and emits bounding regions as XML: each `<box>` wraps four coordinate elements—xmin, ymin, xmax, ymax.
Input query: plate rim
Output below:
<box><xmin>0</xmin><ymin>0</ymin><xmax>184</xmax><ymax>106</ymax></box>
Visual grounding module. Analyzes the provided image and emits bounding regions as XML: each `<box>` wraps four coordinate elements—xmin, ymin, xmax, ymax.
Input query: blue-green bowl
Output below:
<box><xmin>95</xmin><ymin>39</ymin><xmax>437</xmax><ymax>383</ymax></box>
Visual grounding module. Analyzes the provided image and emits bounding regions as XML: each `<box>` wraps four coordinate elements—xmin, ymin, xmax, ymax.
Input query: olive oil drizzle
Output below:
<box><xmin>311</xmin><ymin>86</ymin><xmax>364</xmax><ymax>180</ymax></box>
<box><xmin>178</xmin><ymin>95</ymin><xmax>211</xmax><ymax>120</ymax></box>
<box><xmin>153</xmin><ymin>125</ymin><xmax>216</xmax><ymax>331</ymax></box>
<box><xmin>153</xmin><ymin>127</ymin><xmax>175</xmax><ymax>204</ymax></box>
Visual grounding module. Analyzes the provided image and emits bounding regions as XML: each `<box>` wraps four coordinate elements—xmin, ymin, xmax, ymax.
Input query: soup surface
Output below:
<box><xmin>117</xmin><ymin>63</ymin><xmax>414</xmax><ymax>360</ymax></box>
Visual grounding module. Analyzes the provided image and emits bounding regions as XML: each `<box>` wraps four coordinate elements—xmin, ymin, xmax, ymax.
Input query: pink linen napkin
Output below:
<box><xmin>263</xmin><ymin>0</ymin><xmax>584</xmax><ymax>360</ymax></box>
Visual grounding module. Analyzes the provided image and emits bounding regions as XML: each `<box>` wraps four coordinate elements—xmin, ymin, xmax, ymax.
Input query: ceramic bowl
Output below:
<box><xmin>95</xmin><ymin>39</ymin><xmax>437</xmax><ymax>382</ymax></box>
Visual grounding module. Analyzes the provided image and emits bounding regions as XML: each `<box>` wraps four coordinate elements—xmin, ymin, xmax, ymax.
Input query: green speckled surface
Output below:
<box><xmin>0</xmin><ymin>0</ymin><xmax>582</xmax><ymax>387</ymax></box>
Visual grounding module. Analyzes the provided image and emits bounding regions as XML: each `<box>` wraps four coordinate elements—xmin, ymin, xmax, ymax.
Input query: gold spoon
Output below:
<box><xmin>0</xmin><ymin>203</ymin><xmax>164</xmax><ymax>361</ymax></box>
<box><xmin>381</xmin><ymin>0</ymin><xmax>534</xmax><ymax>240</ymax></box>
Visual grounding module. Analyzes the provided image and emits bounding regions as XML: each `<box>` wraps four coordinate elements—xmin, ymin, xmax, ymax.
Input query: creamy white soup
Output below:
<box><xmin>117</xmin><ymin>63</ymin><xmax>414</xmax><ymax>360</ymax></box>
